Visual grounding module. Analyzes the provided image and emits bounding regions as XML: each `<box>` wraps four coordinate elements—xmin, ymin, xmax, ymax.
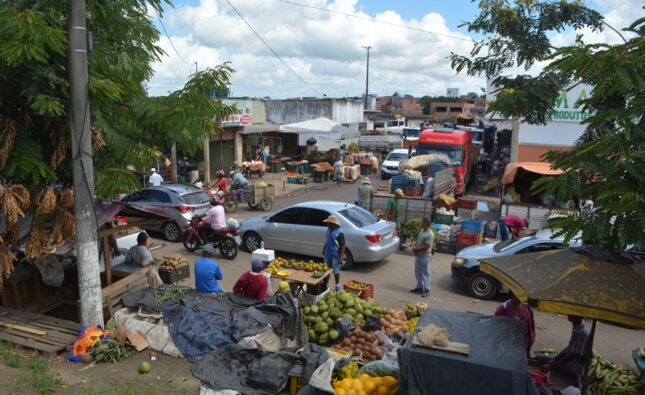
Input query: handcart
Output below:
<box><xmin>242</xmin><ymin>184</ymin><xmax>275</xmax><ymax>211</ymax></box>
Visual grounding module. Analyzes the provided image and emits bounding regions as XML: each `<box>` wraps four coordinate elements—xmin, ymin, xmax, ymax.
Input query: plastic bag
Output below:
<box><xmin>363</xmin><ymin>315</ymin><xmax>382</xmax><ymax>332</ymax></box>
<box><xmin>357</xmin><ymin>359</ymin><xmax>399</xmax><ymax>378</ymax></box>
<box><xmin>336</xmin><ymin>317</ymin><xmax>356</xmax><ymax>339</ymax></box>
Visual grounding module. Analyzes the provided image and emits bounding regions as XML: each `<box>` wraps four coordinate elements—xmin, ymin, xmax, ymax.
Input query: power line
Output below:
<box><xmin>156</xmin><ymin>12</ymin><xmax>192</xmax><ymax>65</ymax></box>
<box><xmin>224</xmin><ymin>0</ymin><xmax>324</xmax><ymax>97</ymax></box>
<box><xmin>272</xmin><ymin>0</ymin><xmax>474</xmax><ymax>43</ymax></box>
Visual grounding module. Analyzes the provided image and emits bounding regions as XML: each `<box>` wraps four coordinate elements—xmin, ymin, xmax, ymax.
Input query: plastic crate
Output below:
<box><xmin>312</xmin><ymin>171</ymin><xmax>325</xmax><ymax>183</ymax></box>
<box><xmin>391</xmin><ymin>182</ymin><xmax>407</xmax><ymax>194</ymax></box>
<box><xmin>287</xmin><ymin>177</ymin><xmax>300</xmax><ymax>184</ymax></box>
<box><xmin>461</xmin><ymin>219</ymin><xmax>484</xmax><ymax>234</ymax></box>
<box><xmin>435</xmin><ymin>240</ymin><xmax>456</xmax><ymax>254</ymax></box>
<box><xmin>360</xmin><ymin>165</ymin><xmax>371</xmax><ymax>176</ymax></box>
<box><xmin>456</xmin><ymin>231</ymin><xmax>483</xmax><ymax>247</ymax></box>
<box><xmin>343</xmin><ymin>280</ymin><xmax>374</xmax><ymax>300</ymax></box>
<box><xmin>457</xmin><ymin>197</ymin><xmax>478</xmax><ymax>210</ymax></box>
<box><xmin>159</xmin><ymin>265</ymin><xmax>190</xmax><ymax>284</ymax></box>
<box><xmin>391</xmin><ymin>175</ymin><xmax>408</xmax><ymax>185</ymax></box>
<box><xmin>457</xmin><ymin>208</ymin><xmax>476</xmax><ymax>218</ymax></box>
<box><xmin>434</xmin><ymin>212</ymin><xmax>454</xmax><ymax>225</ymax></box>
<box><xmin>404</xmin><ymin>186</ymin><xmax>423</xmax><ymax>197</ymax></box>
<box><xmin>406</xmin><ymin>178</ymin><xmax>421</xmax><ymax>187</ymax></box>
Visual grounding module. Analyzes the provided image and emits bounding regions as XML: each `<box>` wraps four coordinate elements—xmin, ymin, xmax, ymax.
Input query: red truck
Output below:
<box><xmin>416</xmin><ymin>127</ymin><xmax>477</xmax><ymax>196</ymax></box>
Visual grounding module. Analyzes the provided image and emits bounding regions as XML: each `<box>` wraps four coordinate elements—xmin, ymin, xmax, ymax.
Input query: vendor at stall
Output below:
<box><xmin>356</xmin><ymin>177</ymin><xmax>373</xmax><ymax>210</ymax></box>
<box><xmin>195</xmin><ymin>257</ymin><xmax>224</xmax><ymax>294</ymax></box>
<box><xmin>233</xmin><ymin>259</ymin><xmax>269</xmax><ymax>301</ymax></box>
<box><xmin>125</xmin><ymin>232</ymin><xmax>163</xmax><ymax>285</ymax></box>
<box><xmin>322</xmin><ymin>215</ymin><xmax>345</xmax><ymax>291</ymax></box>
<box><xmin>386</xmin><ymin>189</ymin><xmax>406</xmax><ymax>250</ymax></box>
<box><xmin>494</xmin><ymin>291</ymin><xmax>535</xmax><ymax>355</ymax></box>
<box><xmin>499</xmin><ymin>215</ymin><xmax>528</xmax><ymax>241</ymax></box>
<box><xmin>544</xmin><ymin>315</ymin><xmax>591</xmax><ymax>380</ymax></box>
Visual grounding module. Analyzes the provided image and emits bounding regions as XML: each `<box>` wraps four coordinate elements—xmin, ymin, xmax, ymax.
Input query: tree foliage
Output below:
<box><xmin>0</xmin><ymin>0</ymin><xmax>235</xmax><ymax>199</ymax></box>
<box><xmin>451</xmin><ymin>1</ymin><xmax>645</xmax><ymax>251</ymax></box>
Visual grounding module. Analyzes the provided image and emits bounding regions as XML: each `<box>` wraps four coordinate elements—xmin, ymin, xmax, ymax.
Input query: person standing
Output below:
<box><xmin>194</xmin><ymin>257</ymin><xmax>224</xmax><ymax>293</ymax></box>
<box><xmin>495</xmin><ymin>292</ymin><xmax>536</xmax><ymax>355</ymax></box>
<box><xmin>385</xmin><ymin>189</ymin><xmax>406</xmax><ymax>249</ymax></box>
<box><xmin>149</xmin><ymin>168</ymin><xmax>163</xmax><ymax>186</ymax></box>
<box><xmin>322</xmin><ymin>215</ymin><xmax>345</xmax><ymax>291</ymax></box>
<box><xmin>334</xmin><ymin>157</ymin><xmax>344</xmax><ymax>186</ymax></box>
<box><xmin>233</xmin><ymin>258</ymin><xmax>269</xmax><ymax>301</ymax></box>
<box><xmin>499</xmin><ymin>215</ymin><xmax>528</xmax><ymax>241</ymax></box>
<box><xmin>125</xmin><ymin>232</ymin><xmax>163</xmax><ymax>285</ymax></box>
<box><xmin>178</xmin><ymin>157</ymin><xmax>190</xmax><ymax>182</ymax></box>
<box><xmin>411</xmin><ymin>218</ymin><xmax>433</xmax><ymax>297</ymax></box>
<box><xmin>356</xmin><ymin>177</ymin><xmax>373</xmax><ymax>210</ymax></box>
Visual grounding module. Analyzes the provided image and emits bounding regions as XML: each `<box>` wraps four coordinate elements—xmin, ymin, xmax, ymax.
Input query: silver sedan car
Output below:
<box><xmin>239</xmin><ymin>201</ymin><xmax>400</xmax><ymax>269</ymax></box>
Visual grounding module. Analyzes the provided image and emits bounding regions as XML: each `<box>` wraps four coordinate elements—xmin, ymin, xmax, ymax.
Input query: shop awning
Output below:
<box><xmin>502</xmin><ymin>162</ymin><xmax>564</xmax><ymax>185</ymax></box>
<box><xmin>239</xmin><ymin>123</ymin><xmax>281</xmax><ymax>135</ymax></box>
<box><xmin>279</xmin><ymin>117</ymin><xmax>356</xmax><ymax>139</ymax></box>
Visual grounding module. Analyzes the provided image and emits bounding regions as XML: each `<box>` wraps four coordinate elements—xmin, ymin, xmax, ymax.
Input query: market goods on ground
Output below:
<box><xmin>586</xmin><ymin>353</ymin><xmax>644</xmax><ymax>394</ymax></box>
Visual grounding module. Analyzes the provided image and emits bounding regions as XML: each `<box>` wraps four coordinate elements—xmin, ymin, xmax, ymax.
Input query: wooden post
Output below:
<box><xmin>102</xmin><ymin>236</ymin><xmax>112</xmax><ymax>286</ymax></box>
<box><xmin>171</xmin><ymin>142</ymin><xmax>178</xmax><ymax>183</ymax></box>
<box><xmin>203</xmin><ymin>135</ymin><xmax>211</xmax><ymax>185</ymax></box>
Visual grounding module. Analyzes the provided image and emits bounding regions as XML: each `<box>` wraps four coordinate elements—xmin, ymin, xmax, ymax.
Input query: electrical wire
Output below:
<box><xmin>224</xmin><ymin>0</ymin><xmax>324</xmax><ymax>97</ymax></box>
<box><xmin>272</xmin><ymin>0</ymin><xmax>474</xmax><ymax>43</ymax></box>
<box><xmin>156</xmin><ymin>11</ymin><xmax>192</xmax><ymax>66</ymax></box>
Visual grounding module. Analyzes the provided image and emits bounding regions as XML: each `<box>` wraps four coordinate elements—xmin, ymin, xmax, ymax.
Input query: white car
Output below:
<box><xmin>380</xmin><ymin>149</ymin><xmax>414</xmax><ymax>179</ymax></box>
<box><xmin>451</xmin><ymin>229</ymin><xmax>581</xmax><ymax>299</ymax></box>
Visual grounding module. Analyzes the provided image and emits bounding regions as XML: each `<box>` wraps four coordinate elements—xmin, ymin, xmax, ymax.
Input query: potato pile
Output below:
<box><xmin>336</xmin><ymin>328</ymin><xmax>384</xmax><ymax>361</ymax></box>
<box><xmin>380</xmin><ymin>309</ymin><xmax>409</xmax><ymax>336</ymax></box>
<box><xmin>160</xmin><ymin>255</ymin><xmax>189</xmax><ymax>271</ymax></box>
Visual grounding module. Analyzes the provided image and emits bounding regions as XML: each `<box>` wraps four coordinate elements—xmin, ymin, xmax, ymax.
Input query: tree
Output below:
<box><xmin>451</xmin><ymin>1</ymin><xmax>644</xmax><ymax>252</ymax></box>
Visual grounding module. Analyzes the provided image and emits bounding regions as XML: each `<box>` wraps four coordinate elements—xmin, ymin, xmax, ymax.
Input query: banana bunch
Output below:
<box><xmin>586</xmin><ymin>353</ymin><xmax>644</xmax><ymax>394</ymax></box>
<box><xmin>404</xmin><ymin>302</ymin><xmax>428</xmax><ymax>319</ymax></box>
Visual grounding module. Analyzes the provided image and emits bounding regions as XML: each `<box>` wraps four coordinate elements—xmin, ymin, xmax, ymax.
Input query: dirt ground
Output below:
<box><xmin>1</xmin><ymin>176</ymin><xmax>642</xmax><ymax>394</ymax></box>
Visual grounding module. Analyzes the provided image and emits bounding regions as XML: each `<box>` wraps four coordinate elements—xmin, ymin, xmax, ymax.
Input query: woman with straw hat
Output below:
<box><xmin>356</xmin><ymin>177</ymin><xmax>373</xmax><ymax>210</ymax></box>
<box><xmin>322</xmin><ymin>215</ymin><xmax>345</xmax><ymax>291</ymax></box>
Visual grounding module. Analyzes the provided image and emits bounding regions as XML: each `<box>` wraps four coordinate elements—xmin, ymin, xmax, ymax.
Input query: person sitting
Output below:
<box><xmin>494</xmin><ymin>291</ymin><xmax>535</xmax><ymax>355</ymax></box>
<box><xmin>233</xmin><ymin>259</ymin><xmax>269</xmax><ymax>301</ymax></box>
<box><xmin>215</xmin><ymin>170</ymin><xmax>228</xmax><ymax>193</ymax></box>
<box><xmin>198</xmin><ymin>199</ymin><xmax>226</xmax><ymax>244</ymax></box>
<box><xmin>545</xmin><ymin>315</ymin><xmax>591</xmax><ymax>380</ymax></box>
<box><xmin>125</xmin><ymin>232</ymin><xmax>163</xmax><ymax>285</ymax></box>
<box><xmin>194</xmin><ymin>257</ymin><xmax>223</xmax><ymax>293</ymax></box>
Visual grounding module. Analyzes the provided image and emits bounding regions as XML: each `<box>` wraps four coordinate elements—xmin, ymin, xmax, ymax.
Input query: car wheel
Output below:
<box><xmin>340</xmin><ymin>249</ymin><xmax>354</xmax><ymax>270</ymax></box>
<box><xmin>163</xmin><ymin>221</ymin><xmax>182</xmax><ymax>242</ymax></box>
<box><xmin>243</xmin><ymin>231</ymin><xmax>262</xmax><ymax>252</ymax></box>
<box><xmin>467</xmin><ymin>272</ymin><xmax>498</xmax><ymax>299</ymax></box>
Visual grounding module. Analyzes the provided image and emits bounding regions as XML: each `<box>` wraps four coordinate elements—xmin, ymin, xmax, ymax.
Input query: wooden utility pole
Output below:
<box><xmin>363</xmin><ymin>46</ymin><xmax>372</xmax><ymax>110</ymax></box>
<box><xmin>68</xmin><ymin>0</ymin><xmax>103</xmax><ymax>326</ymax></box>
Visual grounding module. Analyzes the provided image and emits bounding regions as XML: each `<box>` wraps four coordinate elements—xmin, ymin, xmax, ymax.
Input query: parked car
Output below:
<box><xmin>120</xmin><ymin>184</ymin><xmax>211</xmax><ymax>242</ymax></box>
<box><xmin>239</xmin><ymin>201</ymin><xmax>399</xmax><ymax>269</ymax></box>
<box><xmin>451</xmin><ymin>229</ymin><xmax>582</xmax><ymax>299</ymax></box>
<box><xmin>380</xmin><ymin>148</ymin><xmax>414</xmax><ymax>179</ymax></box>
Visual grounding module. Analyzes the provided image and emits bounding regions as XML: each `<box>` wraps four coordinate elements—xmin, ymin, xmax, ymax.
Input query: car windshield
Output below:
<box><xmin>416</xmin><ymin>144</ymin><xmax>464</xmax><ymax>165</ymax></box>
<box><xmin>338</xmin><ymin>207</ymin><xmax>380</xmax><ymax>228</ymax></box>
<box><xmin>493</xmin><ymin>238</ymin><xmax>522</xmax><ymax>253</ymax></box>
<box><xmin>403</xmin><ymin>128</ymin><xmax>419</xmax><ymax>138</ymax></box>
<box><xmin>180</xmin><ymin>191</ymin><xmax>210</xmax><ymax>205</ymax></box>
<box><xmin>386</xmin><ymin>152</ymin><xmax>408</xmax><ymax>161</ymax></box>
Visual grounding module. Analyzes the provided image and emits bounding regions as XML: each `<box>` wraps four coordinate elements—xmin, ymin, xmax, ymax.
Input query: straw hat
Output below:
<box><xmin>361</xmin><ymin>177</ymin><xmax>371</xmax><ymax>184</ymax></box>
<box><xmin>322</xmin><ymin>215</ymin><xmax>341</xmax><ymax>226</ymax></box>
<box><xmin>394</xmin><ymin>188</ymin><xmax>404</xmax><ymax>197</ymax></box>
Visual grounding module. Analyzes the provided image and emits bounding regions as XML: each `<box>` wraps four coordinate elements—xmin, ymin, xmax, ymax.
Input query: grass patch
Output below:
<box><xmin>0</xmin><ymin>340</ymin><xmax>22</xmax><ymax>367</ymax></box>
<box><xmin>27</xmin><ymin>355</ymin><xmax>62</xmax><ymax>394</ymax></box>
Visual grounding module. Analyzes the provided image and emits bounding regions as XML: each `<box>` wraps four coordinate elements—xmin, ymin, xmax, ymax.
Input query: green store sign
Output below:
<box><xmin>550</xmin><ymin>87</ymin><xmax>592</xmax><ymax>122</ymax></box>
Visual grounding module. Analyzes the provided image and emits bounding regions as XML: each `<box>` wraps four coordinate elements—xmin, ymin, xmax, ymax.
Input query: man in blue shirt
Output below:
<box><xmin>194</xmin><ymin>257</ymin><xmax>224</xmax><ymax>293</ymax></box>
<box><xmin>230</xmin><ymin>169</ymin><xmax>249</xmax><ymax>201</ymax></box>
<box><xmin>322</xmin><ymin>215</ymin><xmax>345</xmax><ymax>291</ymax></box>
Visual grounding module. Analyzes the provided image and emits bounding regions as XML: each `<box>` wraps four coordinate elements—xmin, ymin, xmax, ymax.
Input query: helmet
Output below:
<box><xmin>227</xmin><ymin>218</ymin><xmax>240</xmax><ymax>229</ymax></box>
<box><xmin>210</xmin><ymin>198</ymin><xmax>221</xmax><ymax>206</ymax></box>
<box><xmin>216</xmin><ymin>170</ymin><xmax>225</xmax><ymax>178</ymax></box>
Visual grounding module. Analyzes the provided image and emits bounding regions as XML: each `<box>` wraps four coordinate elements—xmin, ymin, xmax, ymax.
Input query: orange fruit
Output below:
<box><xmin>336</xmin><ymin>389</ymin><xmax>347</xmax><ymax>395</ymax></box>
<box><xmin>346</xmin><ymin>390</ymin><xmax>357</xmax><ymax>395</ymax></box>
<box><xmin>383</xmin><ymin>376</ymin><xmax>397</xmax><ymax>389</ymax></box>
<box><xmin>364</xmin><ymin>381</ymin><xmax>377</xmax><ymax>394</ymax></box>
<box><xmin>359</xmin><ymin>374</ymin><xmax>371</xmax><ymax>383</ymax></box>
<box><xmin>376</xmin><ymin>386</ymin><xmax>389</xmax><ymax>395</ymax></box>
<box><xmin>357</xmin><ymin>390</ymin><xmax>367</xmax><ymax>395</ymax></box>
<box><xmin>371</xmin><ymin>377</ymin><xmax>383</xmax><ymax>386</ymax></box>
<box><xmin>352</xmin><ymin>378</ymin><xmax>363</xmax><ymax>390</ymax></box>
<box><xmin>341</xmin><ymin>379</ymin><xmax>353</xmax><ymax>391</ymax></box>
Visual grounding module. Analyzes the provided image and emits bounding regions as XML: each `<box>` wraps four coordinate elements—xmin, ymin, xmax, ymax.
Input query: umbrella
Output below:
<box><xmin>480</xmin><ymin>248</ymin><xmax>645</xmax><ymax>329</ymax></box>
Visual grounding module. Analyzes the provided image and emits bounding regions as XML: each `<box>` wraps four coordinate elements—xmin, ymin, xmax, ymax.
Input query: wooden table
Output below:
<box><xmin>264</xmin><ymin>268</ymin><xmax>332</xmax><ymax>298</ymax></box>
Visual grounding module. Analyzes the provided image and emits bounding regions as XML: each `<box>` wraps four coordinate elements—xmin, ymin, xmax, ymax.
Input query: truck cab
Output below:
<box><xmin>402</xmin><ymin>126</ymin><xmax>420</xmax><ymax>149</ymax></box>
<box><xmin>417</xmin><ymin>127</ymin><xmax>475</xmax><ymax>195</ymax></box>
<box><xmin>377</xmin><ymin>118</ymin><xmax>407</xmax><ymax>135</ymax></box>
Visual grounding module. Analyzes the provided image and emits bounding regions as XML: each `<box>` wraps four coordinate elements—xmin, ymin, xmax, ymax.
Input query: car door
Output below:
<box><xmin>299</xmin><ymin>208</ymin><xmax>332</xmax><ymax>257</ymax></box>
<box><xmin>263</xmin><ymin>207</ymin><xmax>307</xmax><ymax>252</ymax></box>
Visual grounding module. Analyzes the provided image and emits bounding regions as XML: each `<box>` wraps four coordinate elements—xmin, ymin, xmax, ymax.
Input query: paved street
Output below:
<box><xmin>150</xmin><ymin>176</ymin><xmax>642</xmax><ymax>368</ymax></box>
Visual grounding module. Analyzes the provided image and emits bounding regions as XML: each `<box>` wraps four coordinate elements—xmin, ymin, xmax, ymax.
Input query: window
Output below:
<box><xmin>416</xmin><ymin>144</ymin><xmax>464</xmax><ymax>165</ymax></box>
<box><xmin>339</xmin><ymin>207</ymin><xmax>379</xmax><ymax>228</ymax></box>
<box><xmin>450</xmin><ymin>107</ymin><xmax>463</xmax><ymax>112</ymax></box>
<box><xmin>125</xmin><ymin>190</ymin><xmax>150</xmax><ymax>202</ymax></box>
<box><xmin>435</xmin><ymin>106</ymin><xmax>447</xmax><ymax>112</ymax></box>
<box><xmin>303</xmin><ymin>209</ymin><xmax>331</xmax><ymax>227</ymax></box>
<box><xmin>148</xmin><ymin>190</ymin><xmax>171</xmax><ymax>203</ymax></box>
<box><xmin>269</xmin><ymin>207</ymin><xmax>307</xmax><ymax>224</ymax></box>
<box><xmin>180</xmin><ymin>191</ymin><xmax>210</xmax><ymax>205</ymax></box>
<box><xmin>520</xmin><ymin>242</ymin><xmax>564</xmax><ymax>254</ymax></box>
<box><xmin>385</xmin><ymin>152</ymin><xmax>408</xmax><ymax>161</ymax></box>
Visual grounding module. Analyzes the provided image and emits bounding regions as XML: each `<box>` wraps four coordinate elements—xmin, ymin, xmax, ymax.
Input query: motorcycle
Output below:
<box><xmin>182</xmin><ymin>217</ymin><xmax>240</xmax><ymax>259</ymax></box>
<box><xmin>208</xmin><ymin>189</ymin><xmax>238</xmax><ymax>213</ymax></box>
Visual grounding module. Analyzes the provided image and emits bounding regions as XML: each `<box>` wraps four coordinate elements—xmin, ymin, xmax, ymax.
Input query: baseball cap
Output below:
<box><xmin>251</xmin><ymin>258</ymin><xmax>263</xmax><ymax>272</ymax></box>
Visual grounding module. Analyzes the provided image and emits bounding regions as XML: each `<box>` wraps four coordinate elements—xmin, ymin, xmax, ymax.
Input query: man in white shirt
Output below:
<box><xmin>125</xmin><ymin>232</ymin><xmax>163</xmax><ymax>285</ymax></box>
<box><xmin>149</xmin><ymin>168</ymin><xmax>163</xmax><ymax>186</ymax></box>
<box><xmin>199</xmin><ymin>199</ymin><xmax>227</xmax><ymax>244</ymax></box>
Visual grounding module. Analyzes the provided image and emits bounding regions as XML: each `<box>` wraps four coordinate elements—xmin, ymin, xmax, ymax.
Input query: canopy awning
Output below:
<box><xmin>239</xmin><ymin>123</ymin><xmax>281</xmax><ymax>135</ymax></box>
<box><xmin>502</xmin><ymin>162</ymin><xmax>564</xmax><ymax>185</ymax></box>
<box><xmin>279</xmin><ymin>117</ymin><xmax>356</xmax><ymax>140</ymax></box>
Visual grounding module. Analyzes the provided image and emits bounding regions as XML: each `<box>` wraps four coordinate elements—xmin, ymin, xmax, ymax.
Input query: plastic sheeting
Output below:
<box><xmin>112</xmin><ymin>307</ymin><xmax>182</xmax><ymax>357</ymax></box>
<box><xmin>191</xmin><ymin>343</ymin><xmax>331</xmax><ymax>395</ymax></box>
<box><xmin>398</xmin><ymin>308</ymin><xmax>539</xmax><ymax>395</ymax></box>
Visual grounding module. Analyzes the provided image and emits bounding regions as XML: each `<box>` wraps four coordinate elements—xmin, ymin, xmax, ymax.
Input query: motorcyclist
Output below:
<box><xmin>215</xmin><ymin>170</ymin><xmax>228</xmax><ymax>194</ymax></box>
<box><xmin>198</xmin><ymin>198</ymin><xmax>227</xmax><ymax>244</ymax></box>
<box><xmin>230</xmin><ymin>169</ymin><xmax>249</xmax><ymax>201</ymax></box>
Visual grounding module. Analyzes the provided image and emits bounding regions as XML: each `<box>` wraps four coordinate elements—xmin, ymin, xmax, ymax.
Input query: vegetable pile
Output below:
<box><xmin>336</xmin><ymin>328</ymin><xmax>384</xmax><ymax>361</ymax></box>
<box><xmin>160</xmin><ymin>255</ymin><xmax>189</xmax><ymax>271</ymax></box>
<box><xmin>586</xmin><ymin>353</ymin><xmax>644</xmax><ymax>394</ymax></box>
<box><xmin>379</xmin><ymin>310</ymin><xmax>409</xmax><ymax>336</ymax></box>
<box><xmin>333</xmin><ymin>373</ymin><xmax>398</xmax><ymax>395</ymax></box>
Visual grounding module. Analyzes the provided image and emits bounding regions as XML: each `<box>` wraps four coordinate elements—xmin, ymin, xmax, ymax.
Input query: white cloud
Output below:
<box><xmin>147</xmin><ymin>0</ymin><xmax>643</xmax><ymax>98</ymax></box>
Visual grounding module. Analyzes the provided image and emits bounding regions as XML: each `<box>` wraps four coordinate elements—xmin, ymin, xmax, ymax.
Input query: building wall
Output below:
<box><xmin>264</xmin><ymin>99</ymin><xmax>363</xmax><ymax>124</ymax></box>
<box><xmin>518</xmin><ymin>121</ymin><xmax>585</xmax><ymax>146</ymax></box>
<box><xmin>518</xmin><ymin>144</ymin><xmax>570</xmax><ymax>162</ymax></box>
<box><xmin>430</xmin><ymin>102</ymin><xmax>472</xmax><ymax>121</ymax></box>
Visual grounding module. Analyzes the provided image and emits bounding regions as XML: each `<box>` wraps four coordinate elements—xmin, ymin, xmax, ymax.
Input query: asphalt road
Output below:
<box><xmin>150</xmin><ymin>176</ymin><xmax>642</xmax><ymax>368</ymax></box>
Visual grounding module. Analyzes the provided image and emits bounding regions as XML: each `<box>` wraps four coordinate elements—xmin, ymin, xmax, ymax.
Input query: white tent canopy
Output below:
<box><xmin>278</xmin><ymin>117</ymin><xmax>358</xmax><ymax>139</ymax></box>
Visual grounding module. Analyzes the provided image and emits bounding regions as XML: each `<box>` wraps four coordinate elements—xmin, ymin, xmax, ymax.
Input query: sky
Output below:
<box><xmin>146</xmin><ymin>0</ymin><xmax>643</xmax><ymax>99</ymax></box>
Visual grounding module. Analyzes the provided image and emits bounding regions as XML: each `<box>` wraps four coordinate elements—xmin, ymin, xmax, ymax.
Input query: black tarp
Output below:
<box><xmin>398</xmin><ymin>308</ymin><xmax>539</xmax><ymax>395</ymax></box>
<box><xmin>192</xmin><ymin>343</ymin><xmax>330</xmax><ymax>395</ymax></box>
<box><xmin>122</xmin><ymin>288</ymin><xmax>307</xmax><ymax>362</ymax></box>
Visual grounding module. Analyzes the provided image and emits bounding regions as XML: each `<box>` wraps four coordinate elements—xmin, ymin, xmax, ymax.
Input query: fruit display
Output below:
<box><xmin>586</xmin><ymin>353</ymin><xmax>644</xmax><ymax>394</ymax></box>
<box><xmin>302</xmin><ymin>291</ymin><xmax>389</xmax><ymax>345</ymax></box>
<box><xmin>371</xmin><ymin>209</ymin><xmax>384</xmax><ymax>218</ymax></box>
<box><xmin>160</xmin><ymin>255</ymin><xmax>189</xmax><ymax>271</ymax></box>
<box><xmin>335</xmin><ymin>328</ymin><xmax>384</xmax><ymax>361</ymax></box>
<box><xmin>403</xmin><ymin>302</ymin><xmax>427</xmax><ymax>319</ymax></box>
<box><xmin>380</xmin><ymin>310</ymin><xmax>409</xmax><ymax>336</ymax></box>
<box><xmin>333</xmin><ymin>373</ymin><xmax>398</xmax><ymax>395</ymax></box>
<box><xmin>267</xmin><ymin>257</ymin><xmax>326</xmax><ymax>274</ymax></box>
<box><xmin>337</xmin><ymin>361</ymin><xmax>359</xmax><ymax>380</ymax></box>
<box><xmin>313</xmin><ymin>162</ymin><xmax>333</xmax><ymax>172</ymax></box>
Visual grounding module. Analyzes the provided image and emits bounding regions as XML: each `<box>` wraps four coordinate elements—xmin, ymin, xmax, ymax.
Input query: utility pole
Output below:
<box><xmin>363</xmin><ymin>46</ymin><xmax>372</xmax><ymax>110</ymax></box>
<box><xmin>68</xmin><ymin>0</ymin><xmax>103</xmax><ymax>326</ymax></box>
